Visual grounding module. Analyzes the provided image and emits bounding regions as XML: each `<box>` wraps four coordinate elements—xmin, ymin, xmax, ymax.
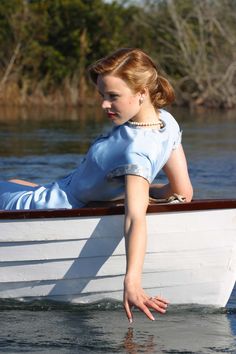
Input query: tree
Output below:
<box><xmin>143</xmin><ymin>0</ymin><xmax>236</xmax><ymax>108</ymax></box>
<box><xmin>0</xmin><ymin>0</ymin><xmax>235</xmax><ymax>108</ymax></box>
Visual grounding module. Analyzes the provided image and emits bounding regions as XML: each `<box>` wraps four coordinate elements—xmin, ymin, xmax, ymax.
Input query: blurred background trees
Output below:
<box><xmin>0</xmin><ymin>0</ymin><xmax>235</xmax><ymax>108</ymax></box>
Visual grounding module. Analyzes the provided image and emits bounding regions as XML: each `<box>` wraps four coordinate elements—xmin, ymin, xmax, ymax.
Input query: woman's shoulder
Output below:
<box><xmin>159</xmin><ymin>109</ymin><xmax>179</xmax><ymax>127</ymax></box>
<box><xmin>160</xmin><ymin>109</ymin><xmax>180</xmax><ymax>132</ymax></box>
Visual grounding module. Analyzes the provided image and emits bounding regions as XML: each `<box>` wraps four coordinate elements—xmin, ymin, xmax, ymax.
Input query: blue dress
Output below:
<box><xmin>0</xmin><ymin>110</ymin><xmax>182</xmax><ymax>210</ymax></box>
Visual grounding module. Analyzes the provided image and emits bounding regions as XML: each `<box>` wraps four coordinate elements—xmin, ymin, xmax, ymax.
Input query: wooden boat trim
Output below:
<box><xmin>0</xmin><ymin>199</ymin><xmax>236</xmax><ymax>220</ymax></box>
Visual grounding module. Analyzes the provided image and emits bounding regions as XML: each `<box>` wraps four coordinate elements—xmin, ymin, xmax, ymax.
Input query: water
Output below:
<box><xmin>0</xmin><ymin>106</ymin><xmax>236</xmax><ymax>353</ymax></box>
<box><xmin>0</xmin><ymin>301</ymin><xmax>235</xmax><ymax>353</ymax></box>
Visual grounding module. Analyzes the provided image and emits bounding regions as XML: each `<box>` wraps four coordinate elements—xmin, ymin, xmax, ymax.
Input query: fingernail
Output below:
<box><xmin>129</xmin><ymin>318</ymin><xmax>133</xmax><ymax>324</ymax></box>
<box><xmin>151</xmin><ymin>316</ymin><xmax>155</xmax><ymax>321</ymax></box>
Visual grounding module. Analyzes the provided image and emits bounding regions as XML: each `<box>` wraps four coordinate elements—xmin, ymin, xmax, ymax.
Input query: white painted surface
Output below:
<box><xmin>0</xmin><ymin>208</ymin><xmax>235</xmax><ymax>306</ymax></box>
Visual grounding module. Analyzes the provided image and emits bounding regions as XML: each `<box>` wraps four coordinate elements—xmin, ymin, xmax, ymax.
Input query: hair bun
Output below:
<box><xmin>88</xmin><ymin>48</ymin><xmax>175</xmax><ymax>108</ymax></box>
<box><xmin>151</xmin><ymin>76</ymin><xmax>175</xmax><ymax>108</ymax></box>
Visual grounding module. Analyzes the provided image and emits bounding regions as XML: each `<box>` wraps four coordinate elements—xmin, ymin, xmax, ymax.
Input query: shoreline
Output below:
<box><xmin>0</xmin><ymin>85</ymin><xmax>235</xmax><ymax>110</ymax></box>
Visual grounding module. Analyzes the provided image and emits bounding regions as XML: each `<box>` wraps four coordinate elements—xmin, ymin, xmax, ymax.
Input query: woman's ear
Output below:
<box><xmin>139</xmin><ymin>95</ymin><xmax>144</xmax><ymax>105</ymax></box>
<box><xmin>139</xmin><ymin>87</ymin><xmax>148</xmax><ymax>105</ymax></box>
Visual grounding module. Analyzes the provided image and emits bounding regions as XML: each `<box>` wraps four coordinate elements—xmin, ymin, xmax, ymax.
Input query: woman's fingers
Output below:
<box><xmin>138</xmin><ymin>296</ymin><xmax>169</xmax><ymax>319</ymax></box>
<box><xmin>123</xmin><ymin>289</ymin><xmax>169</xmax><ymax>323</ymax></box>
<box><xmin>124</xmin><ymin>298</ymin><xmax>155</xmax><ymax>322</ymax></box>
<box><xmin>139</xmin><ymin>304</ymin><xmax>156</xmax><ymax>321</ymax></box>
<box><xmin>124</xmin><ymin>301</ymin><xmax>133</xmax><ymax>323</ymax></box>
<box><xmin>148</xmin><ymin>296</ymin><xmax>169</xmax><ymax>307</ymax></box>
<box><xmin>153</xmin><ymin>295</ymin><xmax>169</xmax><ymax>305</ymax></box>
<box><xmin>146</xmin><ymin>297</ymin><xmax>168</xmax><ymax>314</ymax></box>
<box><xmin>124</xmin><ymin>299</ymin><xmax>169</xmax><ymax>323</ymax></box>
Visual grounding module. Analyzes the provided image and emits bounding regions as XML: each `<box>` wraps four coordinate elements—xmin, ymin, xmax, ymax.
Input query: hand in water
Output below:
<box><xmin>123</xmin><ymin>280</ymin><xmax>169</xmax><ymax>322</ymax></box>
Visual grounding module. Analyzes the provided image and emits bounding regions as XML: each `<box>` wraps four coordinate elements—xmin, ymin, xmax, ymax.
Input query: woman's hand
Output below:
<box><xmin>123</xmin><ymin>277</ymin><xmax>169</xmax><ymax>322</ymax></box>
<box><xmin>124</xmin><ymin>175</ymin><xmax>169</xmax><ymax>322</ymax></box>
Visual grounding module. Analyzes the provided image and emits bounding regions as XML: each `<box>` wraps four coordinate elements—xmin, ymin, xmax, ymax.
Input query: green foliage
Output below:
<box><xmin>0</xmin><ymin>0</ymin><xmax>235</xmax><ymax>107</ymax></box>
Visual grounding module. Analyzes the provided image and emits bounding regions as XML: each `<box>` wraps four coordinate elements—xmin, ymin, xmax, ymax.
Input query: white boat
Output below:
<box><xmin>0</xmin><ymin>199</ymin><xmax>236</xmax><ymax>307</ymax></box>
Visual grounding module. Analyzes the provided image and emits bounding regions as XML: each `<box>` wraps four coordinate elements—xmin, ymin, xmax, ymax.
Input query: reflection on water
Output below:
<box><xmin>0</xmin><ymin>301</ymin><xmax>235</xmax><ymax>353</ymax></box>
<box><xmin>123</xmin><ymin>328</ymin><xmax>155</xmax><ymax>353</ymax></box>
<box><xmin>0</xmin><ymin>106</ymin><xmax>105</xmax><ymax>157</ymax></box>
<box><xmin>0</xmin><ymin>105</ymin><xmax>104</xmax><ymax>122</ymax></box>
<box><xmin>0</xmin><ymin>106</ymin><xmax>235</xmax><ymax>198</ymax></box>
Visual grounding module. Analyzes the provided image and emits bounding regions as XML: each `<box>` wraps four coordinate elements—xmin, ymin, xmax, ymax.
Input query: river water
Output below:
<box><xmin>0</xmin><ymin>106</ymin><xmax>236</xmax><ymax>353</ymax></box>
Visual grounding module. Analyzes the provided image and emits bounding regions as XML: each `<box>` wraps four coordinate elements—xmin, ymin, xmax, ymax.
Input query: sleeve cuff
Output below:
<box><xmin>173</xmin><ymin>130</ymin><xmax>182</xmax><ymax>150</ymax></box>
<box><xmin>107</xmin><ymin>164</ymin><xmax>152</xmax><ymax>183</ymax></box>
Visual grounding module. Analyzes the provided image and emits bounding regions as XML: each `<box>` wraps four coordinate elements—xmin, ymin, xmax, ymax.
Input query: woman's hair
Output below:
<box><xmin>88</xmin><ymin>48</ymin><xmax>175</xmax><ymax>108</ymax></box>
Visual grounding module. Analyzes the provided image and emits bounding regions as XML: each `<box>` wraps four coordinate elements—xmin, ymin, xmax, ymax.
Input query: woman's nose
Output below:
<box><xmin>101</xmin><ymin>99</ymin><xmax>111</xmax><ymax>109</ymax></box>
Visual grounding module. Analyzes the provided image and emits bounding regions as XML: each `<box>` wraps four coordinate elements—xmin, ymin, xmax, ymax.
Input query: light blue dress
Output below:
<box><xmin>0</xmin><ymin>109</ymin><xmax>182</xmax><ymax>210</ymax></box>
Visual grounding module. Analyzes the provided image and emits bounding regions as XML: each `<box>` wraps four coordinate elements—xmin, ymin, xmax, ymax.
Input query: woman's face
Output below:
<box><xmin>97</xmin><ymin>74</ymin><xmax>141</xmax><ymax>125</ymax></box>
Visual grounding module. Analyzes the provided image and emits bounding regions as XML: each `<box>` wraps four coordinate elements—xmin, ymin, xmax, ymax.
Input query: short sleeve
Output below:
<box><xmin>107</xmin><ymin>152</ymin><xmax>152</xmax><ymax>183</ymax></box>
<box><xmin>160</xmin><ymin>109</ymin><xmax>182</xmax><ymax>151</ymax></box>
<box><xmin>172</xmin><ymin>129</ymin><xmax>182</xmax><ymax>150</ymax></box>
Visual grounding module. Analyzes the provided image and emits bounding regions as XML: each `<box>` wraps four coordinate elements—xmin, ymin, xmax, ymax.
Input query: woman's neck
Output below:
<box><xmin>131</xmin><ymin>104</ymin><xmax>160</xmax><ymax>124</ymax></box>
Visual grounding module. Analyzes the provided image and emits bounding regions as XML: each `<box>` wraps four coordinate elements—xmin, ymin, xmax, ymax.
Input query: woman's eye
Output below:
<box><xmin>110</xmin><ymin>94</ymin><xmax>119</xmax><ymax>100</ymax></box>
<box><xmin>99</xmin><ymin>92</ymin><xmax>119</xmax><ymax>101</ymax></box>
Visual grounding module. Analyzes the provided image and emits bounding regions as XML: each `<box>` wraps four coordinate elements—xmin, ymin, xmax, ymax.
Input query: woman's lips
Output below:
<box><xmin>107</xmin><ymin>112</ymin><xmax>116</xmax><ymax>119</ymax></box>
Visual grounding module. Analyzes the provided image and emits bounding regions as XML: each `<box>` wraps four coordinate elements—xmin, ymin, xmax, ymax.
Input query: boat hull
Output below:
<box><xmin>0</xmin><ymin>200</ymin><xmax>236</xmax><ymax>306</ymax></box>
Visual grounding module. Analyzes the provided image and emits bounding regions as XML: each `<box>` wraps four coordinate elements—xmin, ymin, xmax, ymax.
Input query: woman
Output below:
<box><xmin>0</xmin><ymin>48</ymin><xmax>193</xmax><ymax>322</ymax></box>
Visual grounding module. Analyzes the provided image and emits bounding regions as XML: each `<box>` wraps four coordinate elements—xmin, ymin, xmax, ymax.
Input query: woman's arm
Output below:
<box><xmin>150</xmin><ymin>144</ymin><xmax>193</xmax><ymax>202</ymax></box>
<box><xmin>123</xmin><ymin>175</ymin><xmax>168</xmax><ymax>322</ymax></box>
<box><xmin>8</xmin><ymin>179</ymin><xmax>38</xmax><ymax>187</ymax></box>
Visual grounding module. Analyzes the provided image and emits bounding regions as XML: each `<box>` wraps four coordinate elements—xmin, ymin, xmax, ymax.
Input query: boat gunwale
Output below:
<box><xmin>0</xmin><ymin>199</ymin><xmax>236</xmax><ymax>220</ymax></box>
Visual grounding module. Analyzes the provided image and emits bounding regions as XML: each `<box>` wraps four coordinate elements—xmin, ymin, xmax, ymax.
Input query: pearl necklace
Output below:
<box><xmin>128</xmin><ymin>119</ymin><xmax>164</xmax><ymax>128</ymax></box>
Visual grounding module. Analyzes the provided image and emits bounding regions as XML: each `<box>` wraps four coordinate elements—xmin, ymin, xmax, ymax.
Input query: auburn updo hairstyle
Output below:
<box><xmin>88</xmin><ymin>48</ymin><xmax>175</xmax><ymax>109</ymax></box>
